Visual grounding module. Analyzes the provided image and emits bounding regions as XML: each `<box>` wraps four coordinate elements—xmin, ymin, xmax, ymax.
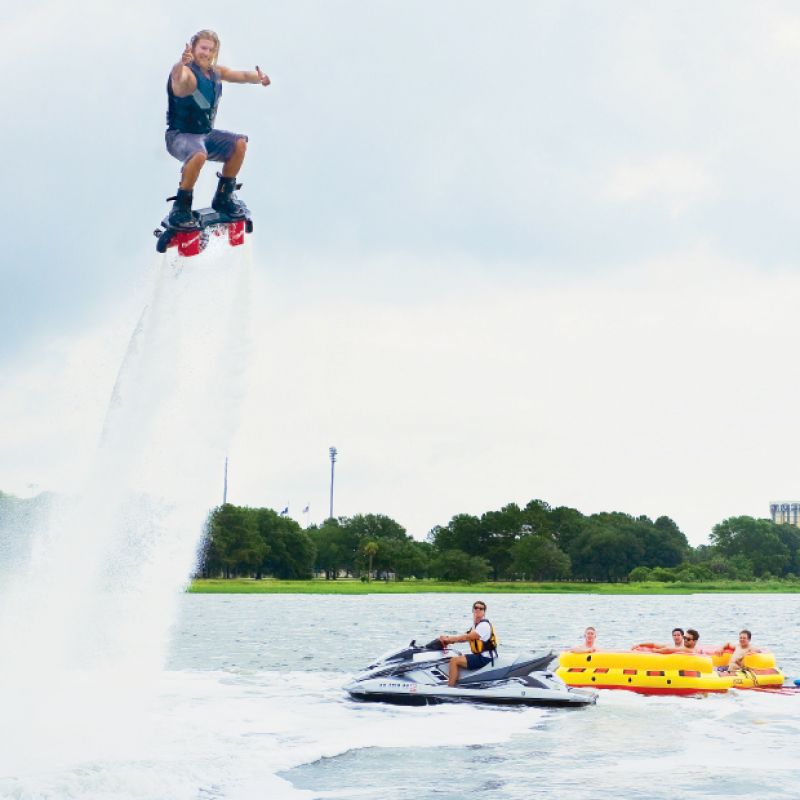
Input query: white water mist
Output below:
<box><xmin>0</xmin><ymin>237</ymin><xmax>252</xmax><ymax>774</ymax></box>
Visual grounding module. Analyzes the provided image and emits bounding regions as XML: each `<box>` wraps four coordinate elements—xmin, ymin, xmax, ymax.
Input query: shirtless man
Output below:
<box><xmin>571</xmin><ymin>626</ymin><xmax>597</xmax><ymax>653</ymax></box>
<box><xmin>716</xmin><ymin>629</ymin><xmax>759</xmax><ymax>671</ymax></box>
<box><xmin>165</xmin><ymin>30</ymin><xmax>270</xmax><ymax>228</ymax></box>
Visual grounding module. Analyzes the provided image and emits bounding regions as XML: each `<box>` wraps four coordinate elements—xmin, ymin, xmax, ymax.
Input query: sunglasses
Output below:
<box><xmin>473</xmin><ymin>605</ymin><xmax>485</xmax><ymax>611</ymax></box>
<box><xmin>684</xmin><ymin>636</ymin><xmax>695</xmax><ymax>642</ymax></box>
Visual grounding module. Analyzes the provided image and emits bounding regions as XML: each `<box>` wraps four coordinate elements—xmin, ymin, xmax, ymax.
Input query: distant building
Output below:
<box><xmin>769</xmin><ymin>502</ymin><xmax>800</xmax><ymax>527</ymax></box>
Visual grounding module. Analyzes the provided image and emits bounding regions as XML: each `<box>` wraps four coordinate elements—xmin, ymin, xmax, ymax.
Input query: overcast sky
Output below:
<box><xmin>3</xmin><ymin>1</ymin><xmax>800</xmax><ymax>545</ymax></box>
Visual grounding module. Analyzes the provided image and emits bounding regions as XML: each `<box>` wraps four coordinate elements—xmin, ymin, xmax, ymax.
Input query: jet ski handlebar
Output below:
<box><xmin>408</xmin><ymin>638</ymin><xmax>446</xmax><ymax>651</ymax></box>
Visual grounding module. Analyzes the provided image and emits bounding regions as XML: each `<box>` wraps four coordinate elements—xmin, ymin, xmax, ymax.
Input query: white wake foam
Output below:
<box><xmin>0</xmin><ymin>668</ymin><xmax>546</xmax><ymax>799</ymax></box>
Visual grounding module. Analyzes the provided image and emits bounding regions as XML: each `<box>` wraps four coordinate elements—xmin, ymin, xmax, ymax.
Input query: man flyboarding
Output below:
<box><xmin>165</xmin><ymin>30</ymin><xmax>270</xmax><ymax>229</ymax></box>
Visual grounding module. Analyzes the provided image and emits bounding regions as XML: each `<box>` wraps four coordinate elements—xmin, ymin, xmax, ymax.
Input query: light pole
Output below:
<box><xmin>329</xmin><ymin>446</ymin><xmax>337</xmax><ymax>520</ymax></box>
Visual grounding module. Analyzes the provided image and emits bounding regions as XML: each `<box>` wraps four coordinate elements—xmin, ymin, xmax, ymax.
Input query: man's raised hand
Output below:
<box><xmin>182</xmin><ymin>43</ymin><xmax>194</xmax><ymax>66</ymax></box>
<box><xmin>255</xmin><ymin>65</ymin><xmax>271</xmax><ymax>86</ymax></box>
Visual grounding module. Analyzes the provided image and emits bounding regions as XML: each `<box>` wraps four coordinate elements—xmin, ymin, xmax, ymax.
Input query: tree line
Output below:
<box><xmin>198</xmin><ymin>499</ymin><xmax>800</xmax><ymax>583</ymax></box>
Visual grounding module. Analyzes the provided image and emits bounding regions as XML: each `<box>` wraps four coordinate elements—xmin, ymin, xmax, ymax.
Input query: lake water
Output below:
<box><xmin>2</xmin><ymin>592</ymin><xmax>799</xmax><ymax>799</ymax></box>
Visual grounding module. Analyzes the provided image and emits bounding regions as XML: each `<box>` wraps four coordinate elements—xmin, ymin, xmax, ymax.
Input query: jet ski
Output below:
<box><xmin>346</xmin><ymin>639</ymin><xmax>596</xmax><ymax>707</ymax></box>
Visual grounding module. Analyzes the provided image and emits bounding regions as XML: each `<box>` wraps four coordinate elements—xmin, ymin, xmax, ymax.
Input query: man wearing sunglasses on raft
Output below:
<box><xmin>438</xmin><ymin>601</ymin><xmax>498</xmax><ymax>686</ymax></box>
<box><xmin>649</xmin><ymin>628</ymin><xmax>700</xmax><ymax>654</ymax></box>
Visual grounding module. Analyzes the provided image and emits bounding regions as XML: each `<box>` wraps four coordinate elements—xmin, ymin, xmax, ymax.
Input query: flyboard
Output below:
<box><xmin>153</xmin><ymin>194</ymin><xmax>254</xmax><ymax>257</ymax></box>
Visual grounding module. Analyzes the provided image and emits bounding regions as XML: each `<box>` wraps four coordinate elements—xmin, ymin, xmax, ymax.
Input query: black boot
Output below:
<box><xmin>167</xmin><ymin>188</ymin><xmax>196</xmax><ymax>229</ymax></box>
<box><xmin>211</xmin><ymin>174</ymin><xmax>246</xmax><ymax>219</ymax></box>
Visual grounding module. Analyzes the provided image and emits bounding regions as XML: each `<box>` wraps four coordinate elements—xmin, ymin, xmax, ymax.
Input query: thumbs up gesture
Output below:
<box><xmin>255</xmin><ymin>65</ymin><xmax>271</xmax><ymax>86</ymax></box>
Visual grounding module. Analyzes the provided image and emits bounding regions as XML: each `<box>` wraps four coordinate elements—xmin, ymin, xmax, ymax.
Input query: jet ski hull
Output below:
<box><xmin>347</xmin><ymin>679</ymin><xmax>596</xmax><ymax>707</ymax></box>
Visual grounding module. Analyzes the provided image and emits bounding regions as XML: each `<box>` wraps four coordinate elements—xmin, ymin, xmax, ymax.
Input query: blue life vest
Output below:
<box><xmin>166</xmin><ymin>62</ymin><xmax>221</xmax><ymax>134</ymax></box>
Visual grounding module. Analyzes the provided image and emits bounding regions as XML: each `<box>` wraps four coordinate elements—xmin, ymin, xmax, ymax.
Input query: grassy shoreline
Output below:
<box><xmin>188</xmin><ymin>578</ymin><xmax>800</xmax><ymax>595</ymax></box>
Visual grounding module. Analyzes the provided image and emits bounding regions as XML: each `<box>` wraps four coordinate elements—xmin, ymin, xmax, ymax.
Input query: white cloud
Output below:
<box><xmin>606</xmin><ymin>157</ymin><xmax>711</xmax><ymax>217</ymax></box>
<box><xmin>770</xmin><ymin>15</ymin><xmax>800</xmax><ymax>53</ymax></box>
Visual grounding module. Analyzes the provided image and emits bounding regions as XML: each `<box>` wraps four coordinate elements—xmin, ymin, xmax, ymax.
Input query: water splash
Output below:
<box><xmin>0</xmin><ymin>236</ymin><xmax>252</xmax><ymax>677</ymax></box>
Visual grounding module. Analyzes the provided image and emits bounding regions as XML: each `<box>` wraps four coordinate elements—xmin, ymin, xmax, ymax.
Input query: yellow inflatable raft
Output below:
<box><xmin>712</xmin><ymin>650</ymin><xmax>785</xmax><ymax>689</ymax></box>
<box><xmin>557</xmin><ymin>650</ymin><xmax>784</xmax><ymax>695</ymax></box>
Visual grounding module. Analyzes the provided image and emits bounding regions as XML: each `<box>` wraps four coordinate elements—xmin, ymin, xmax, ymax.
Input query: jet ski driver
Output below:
<box><xmin>438</xmin><ymin>600</ymin><xmax>498</xmax><ymax>687</ymax></box>
<box><xmin>165</xmin><ymin>29</ymin><xmax>270</xmax><ymax>228</ymax></box>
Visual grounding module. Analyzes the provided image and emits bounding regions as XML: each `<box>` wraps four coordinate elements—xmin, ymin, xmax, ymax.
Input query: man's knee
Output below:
<box><xmin>235</xmin><ymin>137</ymin><xmax>247</xmax><ymax>157</ymax></box>
<box><xmin>186</xmin><ymin>151</ymin><xmax>207</xmax><ymax>168</ymax></box>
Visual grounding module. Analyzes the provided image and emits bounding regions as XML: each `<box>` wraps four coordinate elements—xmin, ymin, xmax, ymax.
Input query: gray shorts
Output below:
<box><xmin>165</xmin><ymin>129</ymin><xmax>248</xmax><ymax>164</ymax></box>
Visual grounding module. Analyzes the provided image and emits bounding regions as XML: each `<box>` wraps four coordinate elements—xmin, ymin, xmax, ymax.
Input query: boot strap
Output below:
<box><xmin>214</xmin><ymin>172</ymin><xmax>243</xmax><ymax>191</ymax></box>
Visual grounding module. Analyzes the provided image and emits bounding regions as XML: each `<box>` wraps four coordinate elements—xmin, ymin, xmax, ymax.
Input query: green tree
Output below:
<box><xmin>204</xmin><ymin>504</ymin><xmax>266</xmax><ymax>578</ymax></box>
<box><xmin>521</xmin><ymin>499</ymin><xmax>554</xmax><ymax>535</ymax></box>
<box><xmin>730</xmin><ymin>554</ymin><xmax>755</xmax><ymax>580</ymax></box>
<box><xmin>549</xmin><ymin>505</ymin><xmax>590</xmax><ymax>562</ymax></box>
<box><xmin>427</xmin><ymin>514</ymin><xmax>484</xmax><ymax>556</ymax></box>
<box><xmin>429</xmin><ymin>549</ymin><xmax>491</xmax><ymax>582</ymax></box>
<box><xmin>710</xmin><ymin>517</ymin><xmax>789</xmax><ymax>577</ymax></box>
<box><xmin>649</xmin><ymin>516</ymin><xmax>690</xmax><ymax>566</ymax></box>
<box><xmin>480</xmin><ymin>504</ymin><xmax>525</xmax><ymax>579</ymax></box>
<box><xmin>628</xmin><ymin>566</ymin><xmax>652</xmax><ymax>581</ymax></box>
<box><xmin>253</xmin><ymin>508</ymin><xmax>316</xmax><ymax>579</ymax></box>
<box><xmin>775</xmin><ymin>524</ymin><xmax>800</xmax><ymax>575</ymax></box>
<box><xmin>345</xmin><ymin>513</ymin><xmax>408</xmax><ymax>543</ymax></box>
<box><xmin>673</xmin><ymin>564</ymin><xmax>713</xmax><ymax>582</ymax></box>
<box><xmin>570</xmin><ymin>519</ymin><xmax>644</xmax><ymax>581</ymax></box>
<box><xmin>401</xmin><ymin>540</ymin><xmax>431</xmax><ymax>579</ymax></box>
<box><xmin>362</xmin><ymin>540</ymin><xmax>378</xmax><ymax>582</ymax></box>
<box><xmin>650</xmin><ymin>566</ymin><xmax>679</xmax><ymax>582</ymax></box>
<box><xmin>308</xmin><ymin>518</ymin><xmax>358</xmax><ymax>579</ymax></box>
<box><xmin>706</xmin><ymin>554</ymin><xmax>737</xmax><ymax>578</ymax></box>
<box><xmin>510</xmin><ymin>534</ymin><xmax>570</xmax><ymax>580</ymax></box>
<box><xmin>687</xmin><ymin>544</ymin><xmax>716</xmax><ymax>564</ymax></box>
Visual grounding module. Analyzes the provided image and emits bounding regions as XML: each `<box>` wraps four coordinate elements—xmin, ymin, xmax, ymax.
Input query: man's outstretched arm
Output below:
<box><xmin>219</xmin><ymin>65</ymin><xmax>271</xmax><ymax>86</ymax></box>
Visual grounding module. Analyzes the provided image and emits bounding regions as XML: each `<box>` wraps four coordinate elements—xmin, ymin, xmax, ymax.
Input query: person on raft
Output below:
<box><xmin>636</xmin><ymin>628</ymin><xmax>698</xmax><ymax>654</ymax></box>
<box><xmin>165</xmin><ymin>29</ymin><xmax>270</xmax><ymax>228</ymax></box>
<box><xmin>571</xmin><ymin>626</ymin><xmax>597</xmax><ymax>653</ymax></box>
<box><xmin>715</xmin><ymin>629</ymin><xmax>759</xmax><ymax>671</ymax></box>
<box><xmin>654</xmin><ymin>628</ymin><xmax>699</xmax><ymax>654</ymax></box>
<box><xmin>633</xmin><ymin>627</ymin><xmax>684</xmax><ymax>651</ymax></box>
<box><xmin>438</xmin><ymin>600</ymin><xmax>498</xmax><ymax>686</ymax></box>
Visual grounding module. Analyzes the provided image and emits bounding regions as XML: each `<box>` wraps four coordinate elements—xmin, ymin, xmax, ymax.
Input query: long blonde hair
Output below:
<box><xmin>191</xmin><ymin>29</ymin><xmax>220</xmax><ymax>66</ymax></box>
